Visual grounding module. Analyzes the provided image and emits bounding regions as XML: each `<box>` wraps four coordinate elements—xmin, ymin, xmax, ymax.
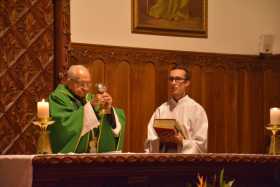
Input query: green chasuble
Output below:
<box><xmin>48</xmin><ymin>84</ymin><xmax>126</xmax><ymax>153</ymax></box>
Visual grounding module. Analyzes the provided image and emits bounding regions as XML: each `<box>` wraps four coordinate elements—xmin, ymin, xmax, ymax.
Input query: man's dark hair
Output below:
<box><xmin>170</xmin><ymin>64</ymin><xmax>191</xmax><ymax>80</ymax></box>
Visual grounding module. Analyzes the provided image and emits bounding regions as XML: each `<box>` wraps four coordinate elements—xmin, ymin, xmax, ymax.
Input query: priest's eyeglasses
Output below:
<box><xmin>73</xmin><ymin>79</ymin><xmax>92</xmax><ymax>88</ymax></box>
<box><xmin>168</xmin><ymin>76</ymin><xmax>186</xmax><ymax>83</ymax></box>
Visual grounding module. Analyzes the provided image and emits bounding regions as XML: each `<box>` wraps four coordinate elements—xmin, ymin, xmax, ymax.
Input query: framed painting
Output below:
<box><xmin>132</xmin><ymin>0</ymin><xmax>208</xmax><ymax>38</ymax></box>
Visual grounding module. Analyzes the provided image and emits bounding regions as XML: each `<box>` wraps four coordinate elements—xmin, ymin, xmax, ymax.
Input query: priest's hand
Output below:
<box><xmin>102</xmin><ymin>92</ymin><xmax>112</xmax><ymax>114</ymax></box>
<box><xmin>91</xmin><ymin>92</ymin><xmax>112</xmax><ymax>114</ymax></box>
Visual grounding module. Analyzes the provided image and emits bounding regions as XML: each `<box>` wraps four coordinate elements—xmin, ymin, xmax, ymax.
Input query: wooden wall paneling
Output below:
<box><xmin>200</xmin><ymin>64</ymin><xmax>207</xmax><ymax>117</ymax></box>
<box><xmin>117</xmin><ymin>62</ymin><xmax>131</xmax><ymax>112</ymax></box>
<box><xmin>155</xmin><ymin>61</ymin><xmax>169</xmax><ymax>106</ymax></box>
<box><xmin>129</xmin><ymin>62</ymin><xmax>156</xmax><ymax>152</ymax></box>
<box><xmin>6</xmin><ymin>125</ymin><xmax>40</xmax><ymax>154</ymax></box>
<box><xmin>10</xmin><ymin>53</ymin><xmax>42</xmax><ymax>89</ymax></box>
<box><xmin>105</xmin><ymin>61</ymin><xmax>131</xmax><ymax>151</ymax></box>
<box><xmin>189</xmin><ymin>64</ymin><xmax>203</xmax><ymax>104</ymax></box>
<box><xmin>241</xmin><ymin>66</ymin><xmax>264</xmax><ymax>153</ymax></box>
<box><xmin>269</xmin><ymin>71</ymin><xmax>280</xmax><ymax>106</ymax></box>
<box><xmin>201</xmin><ymin>67</ymin><xmax>217</xmax><ymax>152</ymax></box>
<box><xmin>263</xmin><ymin>64</ymin><xmax>280</xmax><ymax>151</ymax></box>
<box><xmin>0</xmin><ymin>115</ymin><xmax>16</xmax><ymax>152</ymax></box>
<box><xmin>4</xmin><ymin>93</ymin><xmax>35</xmax><ymax>153</ymax></box>
<box><xmin>31</xmin><ymin>28</ymin><xmax>54</xmax><ymax>69</ymax></box>
<box><xmin>105</xmin><ymin>61</ymin><xmax>130</xmax><ymax>111</ymax></box>
<box><xmin>0</xmin><ymin>71</ymin><xmax>22</xmax><ymax>111</ymax></box>
<box><xmin>1</xmin><ymin>31</ymin><xmax>24</xmax><ymax>67</ymax></box>
<box><xmin>85</xmin><ymin>59</ymin><xmax>105</xmax><ymax>93</ymax></box>
<box><xmin>263</xmin><ymin>68</ymin><xmax>273</xmax><ymax>150</ymax></box>
<box><xmin>237</xmin><ymin>69</ymin><xmax>251</xmax><ymax>153</ymax></box>
<box><xmin>266</xmin><ymin>63</ymin><xmax>280</xmax><ymax>110</ymax></box>
<box><xmin>251</xmin><ymin>68</ymin><xmax>265</xmax><ymax>153</ymax></box>
<box><xmin>141</xmin><ymin>63</ymin><xmax>156</xmax><ymax>151</ymax></box>
<box><xmin>213</xmin><ymin>66</ymin><xmax>226</xmax><ymax>153</ymax></box>
<box><xmin>246</xmin><ymin>69</ymin><xmax>255</xmax><ymax>153</ymax></box>
<box><xmin>264</xmin><ymin>68</ymin><xmax>273</xmax><ymax>120</ymax></box>
<box><xmin>129</xmin><ymin>62</ymin><xmax>140</xmax><ymax>152</ymax></box>
<box><xmin>44</xmin><ymin>61</ymin><xmax>55</xmax><ymax>94</ymax></box>
<box><xmin>236</xmin><ymin>65</ymin><xmax>265</xmax><ymax>154</ymax></box>
<box><xmin>223</xmin><ymin>68</ymin><xmax>239</xmax><ymax>153</ymax></box>
<box><xmin>0</xmin><ymin>53</ymin><xmax>7</xmax><ymax>76</ymax></box>
<box><xmin>70</xmin><ymin>43</ymin><xmax>280</xmax><ymax>154</ymax></box>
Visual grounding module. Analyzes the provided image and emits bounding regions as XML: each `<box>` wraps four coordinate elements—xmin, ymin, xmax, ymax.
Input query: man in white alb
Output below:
<box><xmin>147</xmin><ymin>64</ymin><xmax>208</xmax><ymax>153</ymax></box>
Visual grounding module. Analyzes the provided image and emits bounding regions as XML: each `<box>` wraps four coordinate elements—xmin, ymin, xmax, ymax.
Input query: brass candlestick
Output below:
<box><xmin>33</xmin><ymin>117</ymin><xmax>54</xmax><ymax>154</ymax></box>
<box><xmin>266</xmin><ymin>124</ymin><xmax>280</xmax><ymax>155</ymax></box>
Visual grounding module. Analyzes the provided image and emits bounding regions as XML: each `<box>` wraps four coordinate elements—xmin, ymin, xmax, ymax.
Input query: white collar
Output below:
<box><xmin>168</xmin><ymin>94</ymin><xmax>189</xmax><ymax>110</ymax></box>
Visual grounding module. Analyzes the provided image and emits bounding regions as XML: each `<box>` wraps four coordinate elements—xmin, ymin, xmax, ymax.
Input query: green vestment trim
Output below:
<box><xmin>97</xmin><ymin>108</ymin><xmax>126</xmax><ymax>153</ymax></box>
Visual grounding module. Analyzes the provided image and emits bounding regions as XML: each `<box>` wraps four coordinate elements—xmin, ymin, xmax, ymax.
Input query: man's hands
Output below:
<box><xmin>91</xmin><ymin>92</ymin><xmax>112</xmax><ymax>114</ymax></box>
<box><xmin>159</xmin><ymin>130</ymin><xmax>184</xmax><ymax>145</ymax></box>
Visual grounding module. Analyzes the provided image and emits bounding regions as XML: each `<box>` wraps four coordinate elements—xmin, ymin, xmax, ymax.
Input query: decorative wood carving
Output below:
<box><xmin>53</xmin><ymin>0</ymin><xmax>71</xmax><ymax>84</ymax></box>
<box><xmin>33</xmin><ymin>153</ymin><xmax>280</xmax><ymax>165</ymax></box>
<box><xmin>71</xmin><ymin>43</ymin><xmax>280</xmax><ymax>154</ymax></box>
<box><xmin>0</xmin><ymin>0</ymin><xmax>56</xmax><ymax>154</ymax></box>
<box><xmin>32</xmin><ymin>154</ymin><xmax>280</xmax><ymax>187</ymax></box>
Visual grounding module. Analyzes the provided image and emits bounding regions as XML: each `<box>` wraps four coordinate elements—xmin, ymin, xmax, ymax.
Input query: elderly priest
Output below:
<box><xmin>48</xmin><ymin>65</ymin><xmax>126</xmax><ymax>153</ymax></box>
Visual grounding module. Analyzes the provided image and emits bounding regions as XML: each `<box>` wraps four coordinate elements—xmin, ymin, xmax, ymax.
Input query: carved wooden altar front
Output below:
<box><xmin>33</xmin><ymin>153</ymin><xmax>280</xmax><ymax>187</ymax></box>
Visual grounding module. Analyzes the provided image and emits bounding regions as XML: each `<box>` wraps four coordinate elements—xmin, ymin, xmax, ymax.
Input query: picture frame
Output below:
<box><xmin>132</xmin><ymin>0</ymin><xmax>208</xmax><ymax>38</ymax></box>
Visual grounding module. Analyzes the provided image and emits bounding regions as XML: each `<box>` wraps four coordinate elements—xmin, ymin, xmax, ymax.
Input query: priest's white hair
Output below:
<box><xmin>67</xmin><ymin>65</ymin><xmax>89</xmax><ymax>81</ymax></box>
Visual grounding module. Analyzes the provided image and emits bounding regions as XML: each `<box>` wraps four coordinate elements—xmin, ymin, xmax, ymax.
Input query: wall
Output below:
<box><xmin>70</xmin><ymin>0</ymin><xmax>280</xmax><ymax>55</ymax></box>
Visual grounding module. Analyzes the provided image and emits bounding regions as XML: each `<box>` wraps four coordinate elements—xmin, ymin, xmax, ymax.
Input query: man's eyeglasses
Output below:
<box><xmin>168</xmin><ymin>76</ymin><xmax>186</xmax><ymax>83</ymax></box>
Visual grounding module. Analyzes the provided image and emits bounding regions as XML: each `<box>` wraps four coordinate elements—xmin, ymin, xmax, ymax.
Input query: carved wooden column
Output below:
<box><xmin>0</xmin><ymin>0</ymin><xmax>57</xmax><ymax>154</ymax></box>
<box><xmin>53</xmin><ymin>0</ymin><xmax>71</xmax><ymax>86</ymax></box>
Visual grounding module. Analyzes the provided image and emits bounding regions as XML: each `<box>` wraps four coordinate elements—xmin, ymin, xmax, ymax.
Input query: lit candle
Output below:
<box><xmin>270</xmin><ymin>107</ymin><xmax>280</xmax><ymax>124</ymax></box>
<box><xmin>37</xmin><ymin>99</ymin><xmax>49</xmax><ymax>119</ymax></box>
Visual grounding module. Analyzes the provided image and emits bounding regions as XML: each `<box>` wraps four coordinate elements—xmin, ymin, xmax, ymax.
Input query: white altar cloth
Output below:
<box><xmin>0</xmin><ymin>155</ymin><xmax>34</xmax><ymax>187</ymax></box>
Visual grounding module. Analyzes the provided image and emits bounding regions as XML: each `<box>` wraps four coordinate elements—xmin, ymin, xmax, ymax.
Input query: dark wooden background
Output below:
<box><xmin>0</xmin><ymin>0</ymin><xmax>55</xmax><ymax>154</ymax></box>
<box><xmin>1</xmin><ymin>0</ymin><xmax>280</xmax><ymax>154</ymax></box>
<box><xmin>70</xmin><ymin>43</ymin><xmax>280</xmax><ymax>154</ymax></box>
<box><xmin>0</xmin><ymin>0</ymin><xmax>70</xmax><ymax>154</ymax></box>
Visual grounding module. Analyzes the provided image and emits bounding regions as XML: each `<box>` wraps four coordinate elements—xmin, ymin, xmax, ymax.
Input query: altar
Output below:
<box><xmin>1</xmin><ymin>153</ymin><xmax>280</xmax><ymax>187</ymax></box>
<box><xmin>32</xmin><ymin>153</ymin><xmax>280</xmax><ymax>186</ymax></box>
